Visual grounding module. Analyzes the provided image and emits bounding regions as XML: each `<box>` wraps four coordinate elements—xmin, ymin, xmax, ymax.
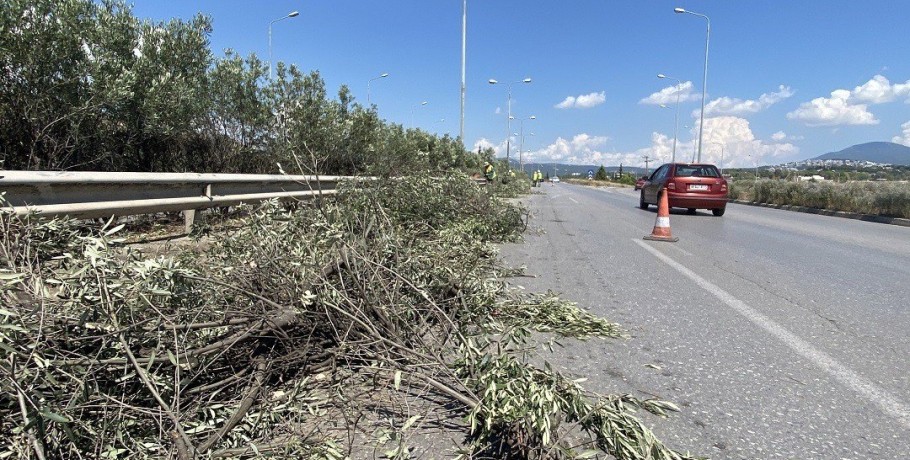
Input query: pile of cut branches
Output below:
<box><xmin>1</xmin><ymin>173</ymin><xmax>698</xmax><ymax>459</ymax></box>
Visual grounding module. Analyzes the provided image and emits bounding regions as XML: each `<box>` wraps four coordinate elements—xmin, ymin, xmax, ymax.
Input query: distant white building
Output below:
<box><xmin>796</xmin><ymin>175</ymin><xmax>826</xmax><ymax>182</ymax></box>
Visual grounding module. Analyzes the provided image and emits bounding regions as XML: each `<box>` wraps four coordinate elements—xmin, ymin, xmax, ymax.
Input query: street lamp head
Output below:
<box><xmin>529</xmin><ymin>115</ymin><xmax>536</xmax><ymax>120</ymax></box>
<box><xmin>380</xmin><ymin>73</ymin><xmax>389</xmax><ymax>78</ymax></box>
<box><xmin>488</xmin><ymin>79</ymin><xmax>498</xmax><ymax>85</ymax></box>
<box><xmin>420</xmin><ymin>101</ymin><xmax>428</xmax><ymax>106</ymax></box>
<box><xmin>288</xmin><ymin>11</ymin><xmax>300</xmax><ymax>17</ymax></box>
<box><xmin>674</xmin><ymin>7</ymin><xmax>687</xmax><ymax>14</ymax></box>
<box><xmin>522</xmin><ymin>78</ymin><xmax>532</xmax><ymax>83</ymax></box>
<box><xmin>657</xmin><ymin>73</ymin><xmax>667</xmax><ymax>79</ymax></box>
<box><xmin>508</xmin><ymin>116</ymin><xmax>515</xmax><ymax>120</ymax></box>
<box><xmin>659</xmin><ymin>104</ymin><xmax>670</xmax><ymax>109</ymax></box>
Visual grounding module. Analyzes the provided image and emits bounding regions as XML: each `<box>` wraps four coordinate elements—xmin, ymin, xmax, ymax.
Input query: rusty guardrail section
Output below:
<box><xmin>0</xmin><ymin>171</ymin><xmax>344</xmax><ymax>230</ymax></box>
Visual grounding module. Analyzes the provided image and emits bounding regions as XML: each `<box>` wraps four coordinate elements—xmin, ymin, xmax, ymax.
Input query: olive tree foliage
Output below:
<box><xmin>0</xmin><ymin>0</ymin><xmax>212</xmax><ymax>171</ymax></box>
<box><xmin>199</xmin><ymin>51</ymin><xmax>272</xmax><ymax>173</ymax></box>
<box><xmin>0</xmin><ymin>0</ymin><xmax>474</xmax><ymax>175</ymax></box>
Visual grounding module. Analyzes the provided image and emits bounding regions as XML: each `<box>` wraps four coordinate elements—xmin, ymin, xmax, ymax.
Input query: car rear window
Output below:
<box><xmin>674</xmin><ymin>165</ymin><xmax>720</xmax><ymax>178</ymax></box>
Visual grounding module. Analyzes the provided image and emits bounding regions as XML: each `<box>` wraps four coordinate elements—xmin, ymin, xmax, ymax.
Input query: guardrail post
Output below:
<box><xmin>184</xmin><ymin>210</ymin><xmax>195</xmax><ymax>233</ymax></box>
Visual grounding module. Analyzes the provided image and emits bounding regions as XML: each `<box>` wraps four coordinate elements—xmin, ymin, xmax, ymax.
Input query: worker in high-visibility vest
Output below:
<box><xmin>533</xmin><ymin>169</ymin><xmax>542</xmax><ymax>187</ymax></box>
<box><xmin>483</xmin><ymin>161</ymin><xmax>496</xmax><ymax>183</ymax></box>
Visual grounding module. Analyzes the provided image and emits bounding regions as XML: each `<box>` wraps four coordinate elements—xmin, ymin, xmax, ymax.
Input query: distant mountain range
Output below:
<box><xmin>811</xmin><ymin>142</ymin><xmax>910</xmax><ymax>165</ymax></box>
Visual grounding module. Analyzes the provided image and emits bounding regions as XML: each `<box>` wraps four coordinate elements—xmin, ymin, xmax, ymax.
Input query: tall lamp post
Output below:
<box><xmin>514</xmin><ymin>115</ymin><xmax>536</xmax><ymax>173</ymax></box>
<box><xmin>657</xmin><ymin>74</ymin><xmax>682</xmax><ymax>163</ymax></box>
<box><xmin>674</xmin><ymin>7</ymin><xmax>709</xmax><ymax>163</ymax></box>
<box><xmin>269</xmin><ymin>10</ymin><xmax>300</xmax><ymax>80</ymax></box>
<box><xmin>460</xmin><ymin>0</ymin><xmax>467</xmax><ymax>142</ymax></box>
<box><xmin>489</xmin><ymin>77</ymin><xmax>532</xmax><ymax>171</ymax></box>
<box><xmin>712</xmin><ymin>142</ymin><xmax>725</xmax><ymax>174</ymax></box>
<box><xmin>367</xmin><ymin>73</ymin><xmax>389</xmax><ymax>105</ymax></box>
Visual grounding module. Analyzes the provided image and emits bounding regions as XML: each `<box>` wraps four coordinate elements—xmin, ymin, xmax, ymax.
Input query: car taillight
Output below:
<box><xmin>720</xmin><ymin>182</ymin><xmax>727</xmax><ymax>192</ymax></box>
<box><xmin>667</xmin><ymin>182</ymin><xmax>676</xmax><ymax>191</ymax></box>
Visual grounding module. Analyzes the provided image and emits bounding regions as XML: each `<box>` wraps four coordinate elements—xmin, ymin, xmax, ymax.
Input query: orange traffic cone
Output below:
<box><xmin>643</xmin><ymin>189</ymin><xmax>679</xmax><ymax>242</ymax></box>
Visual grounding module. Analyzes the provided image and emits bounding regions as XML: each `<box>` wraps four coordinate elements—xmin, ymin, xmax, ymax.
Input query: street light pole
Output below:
<box><xmin>268</xmin><ymin>11</ymin><xmax>300</xmax><ymax>80</ymax></box>
<box><xmin>460</xmin><ymin>0</ymin><xmax>467</xmax><ymax>142</ymax></box>
<box><xmin>674</xmin><ymin>7</ymin><xmax>710</xmax><ymax>163</ymax></box>
<box><xmin>657</xmin><ymin>74</ymin><xmax>682</xmax><ymax>163</ymax></box>
<box><xmin>367</xmin><ymin>73</ymin><xmax>389</xmax><ymax>106</ymax></box>
<box><xmin>712</xmin><ymin>142</ymin><xmax>725</xmax><ymax>174</ymax></box>
<box><xmin>489</xmin><ymin>78</ymin><xmax>531</xmax><ymax>171</ymax></box>
<box><xmin>517</xmin><ymin>115</ymin><xmax>536</xmax><ymax>173</ymax></box>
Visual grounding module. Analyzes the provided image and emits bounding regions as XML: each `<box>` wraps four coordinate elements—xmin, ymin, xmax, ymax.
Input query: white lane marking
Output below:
<box><xmin>670</xmin><ymin>246</ymin><xmax>694</xmax><ymax>257</ymax></box>
<box><xmin>568</xmin><ymin>197</ymin><xmax>579</xmax><ymax>204</ymax></box>
<box><xmin>634</xmin><ymin>239</ymin><xmax>910</xmax><ymax>429</ymax></box>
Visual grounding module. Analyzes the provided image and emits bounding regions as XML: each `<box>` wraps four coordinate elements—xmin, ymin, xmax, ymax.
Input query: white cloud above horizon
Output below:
<box><xmin>555</xmin><ymin>91</ymin><xmax>606</xmax><ymax>109</ymax></box>
<box><xmin>787</xmin><ymin>75</ymin><xmax>910</xmax><ymax>126</ymax></box>
<box><xmin>639</xmin><ymin>81</ymin><xmax>698</xmax><ymax>105</ymax></box>
<box><xmin>512</xmin><ymin>116</ymin><xmax>798</xmax><ymax>169</ymax></box>
<box><xmin>698</xmin><ymin>117</ymin><xmax>800</xmax><ymax>167</ymax></box>
<box><xmin>701</xmin><ymin>85</ymin><xmax>793</xmax><ymax>117</ymax></box>
<box><xmin>850</xmin><ymin>75</ymin><xmax>910</xmax><ymax>104</ymax></box>
<box><xmin>893</xmin><ymin>121</ymin><xmax>910</xmax><ymax>147</ymax></box>
<box><xmin>772</xmin><ymin>131</ymin><xmax>804</xmax><ymax>142</ymax></box>
<box><xmin>786</xmin><ymin>89</ymin><xmax>878</xmax><ymax>126</ymax></box>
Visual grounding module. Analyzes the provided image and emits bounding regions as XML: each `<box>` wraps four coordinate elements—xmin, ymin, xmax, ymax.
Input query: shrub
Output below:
<box><xmin>730</xmin><ymin>179</ymin><xmax>910</xmax><ymax>218</ymax></box>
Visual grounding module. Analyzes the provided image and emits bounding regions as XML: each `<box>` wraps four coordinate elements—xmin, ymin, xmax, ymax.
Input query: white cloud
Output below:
<box><xmin>787</xmin><ymin>74</ymin><xmax>910</xmax><ymax>127</ymax></box>
<box><xmin>637</xmin><ymin>117</ymin><xmax>799</xmax><ymax>167</ymax></box>
<box><xmin>771</xmin><ymin>131</ymin><xmax>804</xmax><ymax>142</ymax></box>
<box><xmin>473</xmin><ymin>137</ymin><xmax>507</xmax><ymax>157</ymax></box>
<box><xmin>575</xmin><ymin>91</ymin><xmax>606</xmax><ymax>108</ymax></box>
<box><xmin>639</xmin><ymin>81</ymin><xmax>698</xmax><ymax>105</ymax></box>
<box><xmin>525</xmin><ymin>133</ymin><xmax>648</xmax><ymax>166</ymax></box>
<box><xmin>494</xmin><ymin>107</ymin><xmax>502</xmax><ymax>115</ymax></box>
<box><xmin>555</xmin><ymin>97</ymin><xmax>575</xmax><ymax>109</ymax></box>
<box><xmin>786</xmin><ymin>89</ymin><xmax>878</xmax><ymax>126</ymax></box>
<box><xmin>555</xmin><ymin>91</ymin><xmax>606</xmax><ymax>109</ymax></box>
<box><xmin>893</xmin><ymin>121</ymin><xmax>910</xmax><ymax>147</ymax></box>
<box><xmin>850</xmin><ymin>75</ymin><xmax>910</xmax><ymax>104</ymax></box>
<box><xmin>697</xmin><ymin>116</ymin><xmax>799</xmax><ymax>167</ymax></box>
<box><xmin>519</xmin><ymin>117</ymin><xmax>799</xmax><ymax>168</ymax></box>
<box><xmin>702</xmin><ymin>85</ymin><xmax>793</xmax><ymax>117</ymax></box>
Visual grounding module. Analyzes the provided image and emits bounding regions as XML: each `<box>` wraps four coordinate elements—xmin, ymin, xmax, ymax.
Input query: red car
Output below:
<box><xmin>634</xmin><ymin>176</ymin><xmax>648</xmax><ymax>190</ymax></box>
<box><xmin>639</xmin><ymin>163</ymin><xmax>728</xmax><ymax>216</ymax></box>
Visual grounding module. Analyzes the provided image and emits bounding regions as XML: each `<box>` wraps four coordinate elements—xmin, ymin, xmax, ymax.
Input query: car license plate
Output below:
<box><xmin>689</xmin><ymin>184</ymin><xmax>709</xmax><ymax>191</ymax></box>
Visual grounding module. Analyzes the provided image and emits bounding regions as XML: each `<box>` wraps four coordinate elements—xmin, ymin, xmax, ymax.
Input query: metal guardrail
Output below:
<box><xmin>1</xmin><ymin>171</ymin><xmax>345</xmax><ymax>230</ymax></box>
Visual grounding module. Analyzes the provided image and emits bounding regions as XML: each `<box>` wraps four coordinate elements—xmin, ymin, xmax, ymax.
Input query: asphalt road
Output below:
<box><xmin>498</xmin><ymin>183</ymin><xmax>910</xmax><ymax>460</ymax></box>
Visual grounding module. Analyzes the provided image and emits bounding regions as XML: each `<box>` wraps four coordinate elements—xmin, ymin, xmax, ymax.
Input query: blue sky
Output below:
<box><xmin>130</xmin><ymin>1</ymin><xmax>910</xmax><ymax>168</ymax></box>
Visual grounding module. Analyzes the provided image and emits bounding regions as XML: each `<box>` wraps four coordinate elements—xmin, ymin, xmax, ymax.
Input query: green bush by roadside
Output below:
<box><xmin>729</xmin><ymin>179</ymin><xmax>910</xmax><ymax>218</ymax></box>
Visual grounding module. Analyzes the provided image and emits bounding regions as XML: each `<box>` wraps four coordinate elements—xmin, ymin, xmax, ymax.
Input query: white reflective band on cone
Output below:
<box><xmin>656</xmin><ymin>217</ymin><xmax>670</xmax><ymax>228</ymax></box>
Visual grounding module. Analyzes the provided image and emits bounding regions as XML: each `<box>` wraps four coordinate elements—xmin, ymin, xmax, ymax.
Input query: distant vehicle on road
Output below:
<box><xmin>634</xmin><ymin>176</ymin><xmax>648</xmax><ymax>190</ymax></box>
<box><xmin>639</xmin><ymin>163</ymin><xmax>728</xmax><ymax>216</ymax></box>
<box><xmin>552</xmin><ymin>176</ymin><xmax>560</xmax><ymax>183</ymax></box>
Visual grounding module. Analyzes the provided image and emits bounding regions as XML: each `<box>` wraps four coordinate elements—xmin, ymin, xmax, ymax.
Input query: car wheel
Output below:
<box><xmin>687</xmin><ymin>208</ymin><xmax>697</xmax><ymax>215</ymax></box>
<box><xmin>639</xmin><ymin>191</ymin><xmax>648</xmax><ymax>209</ymax></box>
<box><xmin>712</xmin><ymin>207</ymin><xmax>726</xmax><ymax>216</ymax></box>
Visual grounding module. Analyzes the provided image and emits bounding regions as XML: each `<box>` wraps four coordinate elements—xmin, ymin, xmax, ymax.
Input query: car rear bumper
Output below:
<box><xmin>668</xmin><ymin>194</ymin><xmax>727</xmax><ymax>209</ymax></box>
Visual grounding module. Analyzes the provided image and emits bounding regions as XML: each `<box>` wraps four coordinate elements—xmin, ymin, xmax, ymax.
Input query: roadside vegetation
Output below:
<box><xmin>1</xmin><ymin>2</ymin><xmax>701</xmax><ymax>458</ymax></box>
<box><xmin>1</xmin><ymin>174</ymin><xmax>696</xmax><ymax>459</ymax></box>
<box><xmin>0</xmin><ymin>0</ymin><xmax>473</xmax><ymax>177</ymax></box>
<box><xmin>729</xmin><ymin>179</ymin><xmax>910</xmax><ymax>219</ymax></box>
